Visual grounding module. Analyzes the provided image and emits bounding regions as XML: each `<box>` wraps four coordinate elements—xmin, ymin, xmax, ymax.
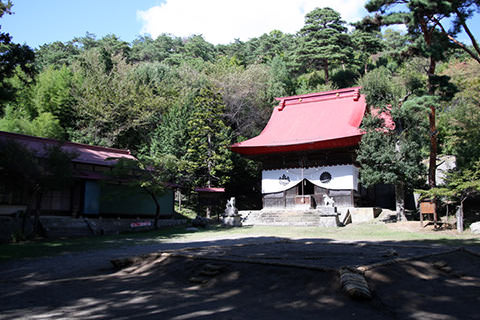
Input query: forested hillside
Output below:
<box><xmin>1</xmin><ymin>1</ymin><xmax>480</xmax><ymax>209</ymax></box>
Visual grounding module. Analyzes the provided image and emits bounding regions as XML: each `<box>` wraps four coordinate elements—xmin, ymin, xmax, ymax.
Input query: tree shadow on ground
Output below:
<box><xmin>0</xmin><ymin>235</ymin><xmax>479</xmax><ymax>320</ymax></box>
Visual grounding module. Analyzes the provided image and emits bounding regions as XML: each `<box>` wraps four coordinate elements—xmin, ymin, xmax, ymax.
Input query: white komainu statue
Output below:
<box><xmin>223</xmin><ymin>197</ymin><xmax>242</xmax><ymax>227</ymax></box>
<box><xmin>323</xmin><ymin>194</ymin><xmax>335</xmax><ymax>207</ymax></box>
<box><xmin>225</xmin><ymin>197</ymin><xmax>238</xmax><ymax>217</ymax></box>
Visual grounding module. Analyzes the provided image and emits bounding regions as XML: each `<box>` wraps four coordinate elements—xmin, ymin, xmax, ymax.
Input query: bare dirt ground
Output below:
<box><xmin>385</xmin><ymin>221</ymin><xmax>459</xmax><ymax>233</ymax></box>
<box><xmin>1</xmin><ymin>228</ymin><xmax>480</xmax><ymax>320</ymax></box>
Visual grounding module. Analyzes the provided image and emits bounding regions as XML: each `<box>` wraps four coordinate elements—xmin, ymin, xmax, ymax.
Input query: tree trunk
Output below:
<box><xmin>395</xmin><ymin>182</ymin><xmax>407</xmax><ymax>221</ymax></box>
<box><xmin>323</xmin><ymin>59</ymin><xmax>329</xmax><ymax>84</ymax></box>
<box><xmin>206</xmin><ymin>132</ymin><xmax>212</xmax><ymax>220</ymax></box>
<box><xmin>33</xmin><ymin>191</ymin><xmax>43</xmax><ymax>237</ymax></box>
<box><xmin>427</xmin><ymin>57</ymin><xmax>437</xmax><ymax>189</ymax></box>
<box><xmin>207</xmin><ymin>132</ymin><xmax>212</xmax><ymax>189</ymax></box>
<box><xmin>428</xmin><ymin>105</ymin><xmax>437</xmax><ymax>188</ymax></box>
<box><xmin>151</xmin><ymin>192</ymin><xmax>160</xmax><ymax>229</ymax></box>
<box><xmin>177</xmin><ymin>189</ymin><xmax>181</xmax><ymax>210</ymax></box>
<box><xmin>456</xmin><ymin>199</ymin><xmax>465</xmax><ymax>233</ymax></box>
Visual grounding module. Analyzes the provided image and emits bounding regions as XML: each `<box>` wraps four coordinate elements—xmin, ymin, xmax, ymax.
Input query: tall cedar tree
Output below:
<box><xmin>295</xmin><ymin>7</ymin><xmax>353</xmax><ymax>83</ymax></box>
<box><xmin>357</xmin><ymin>68</ymin><xmax>428</xmax><ymax>220</ymax></box>
<box><xmin>184</xmin><ymin>87</ymin><xmax>233</xmax><ymax>212</ymax></box>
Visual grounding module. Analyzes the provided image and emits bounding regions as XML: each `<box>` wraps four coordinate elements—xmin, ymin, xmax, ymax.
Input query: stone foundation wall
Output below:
<box><xmin>0</xmin><ymin>216</ymin><xmax>187</xmax><ymax>243</ymax></box>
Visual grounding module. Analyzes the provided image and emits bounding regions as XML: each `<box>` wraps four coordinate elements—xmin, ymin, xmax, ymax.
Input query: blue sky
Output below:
<box><xmin>0</xmin><ymin>0</ymin><xmax>369</xmax><ymax>48</ymax></box>
<box><xmin>2</xmin><ymin>0</ymin><xmax>480</xmax><ymax>49</ymax></box>
<box><xmin>2</xmin><ymin>0</ymin><xmax>162</xmax><ymax>48</ymax></box>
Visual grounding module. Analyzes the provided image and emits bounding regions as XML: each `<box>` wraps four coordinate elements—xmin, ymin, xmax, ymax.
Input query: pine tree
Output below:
<box><xmin>362</xmin><ymin>0</ymin><xmax>466</xmax><ymax>188</ymax></box>
<box><xmin>295</xmin><ymin>7</ymin><xmax>353</xmax><ymax>83</ymax></box>
<box><xmin>357</xmin><ymin>68</ymin><xmax>428</xmax><ymax>220</ymax></box>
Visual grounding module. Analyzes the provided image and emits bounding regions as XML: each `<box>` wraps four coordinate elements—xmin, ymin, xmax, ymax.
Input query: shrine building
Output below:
<box><xmin>231</xmin><ymin>87</ymin><xmax>390</xmax><ymax>210</ymax></box>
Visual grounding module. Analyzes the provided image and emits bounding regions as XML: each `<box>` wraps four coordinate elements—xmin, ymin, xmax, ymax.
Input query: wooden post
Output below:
<box><xmin>177</xmin><ymin>189</ymin><xmax>182</xmax><ymax>210</ymax></box>
<box><xmin>456</xmin><ymin>202</ymin><xmax>464</xmax><ymax>233</ymax></box>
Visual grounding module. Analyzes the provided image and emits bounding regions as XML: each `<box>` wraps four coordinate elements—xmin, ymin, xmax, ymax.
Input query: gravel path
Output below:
<box><xmin>0</xmin><ymin>236</ymin><xmax>284</xmax><ymax>281</ymax></box>
<box><xmin>1</xmin><ymin>234</ymin><xmax>477</xmax><ymax>282</ymax></box>
<box><xmin>1</xmin><ymin>234</ymin><xmax>479</xmax><ymax>320</ymax></box>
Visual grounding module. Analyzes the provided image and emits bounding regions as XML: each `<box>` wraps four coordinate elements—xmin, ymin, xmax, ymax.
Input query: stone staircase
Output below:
<box><xmin>239</xmin><ymin>207</ymin><xmax>339</xmax><ymax>227</ymax></box>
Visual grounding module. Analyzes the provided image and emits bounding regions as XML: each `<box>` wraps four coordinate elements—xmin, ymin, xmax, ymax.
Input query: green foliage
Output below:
<box><xmin>30</xmin><ymin>112</ymin><xmax>65</xmax><ymax>139</ymax></box>
<box><xmin>71</xmin><ymin>51</ymin><xmax>165</xmax><ymax>150</ymax></box>
<box><xmin>377</xmin><ymin>29</ymin><xmax>411</xmax><ymax>72</ymax></box>
<box><xmin>439</xmin><ymin>99</ymin><xmax>480</xmax><ymax>168</ymax></box>
<box><xmin>351</xmin><ymin>29</ymin><xmax>384</xmax><ymax>74</ymax></box>
<box><xmin>33</xmin><ymin>65</ymin><xmax>76</xmax><ymax>129</ymax></box>
<box><xmin>184</xmin><ymin>35</ymin><xmax>216</xmax><ymax>62</ymax></box>
<box><xmin>294</xmin><ymin>7</ymin><xmax>353</xmax><ymax>82</ymax></box>
<box><xmin>446</xmin><ymin>160</ymin><xmax>480</xmax><ymax>200</ymax></box>
<box><xmin>150</xmin><ymin>98</ymin><xmax>191</xmax><ymax>159</ymax></box>
<box><xmin>210</xmin><ymin>62</ymin><xmax>273</xmax><ymax>139</ymax></box>
<box><xmin>357</xmin><ymin>68</ymin><xmax>428</xmax><ymax>189</ymax></box>
<box><xmin>360</xmin><ymin>67</ymin><xmax>399</xmax><ymax>107</ymax></box>
<box><xmin>0</xmin><ymin>0</ymin><xmax>12</xmax><ymax>16</ymax></box>
<box><xmin>417</xmin><ymin>159</ymin><xmax>480</xmax><ymax>208</ymax></box>
<box><xmin>364</xmin><ymin>0</ymin><xmax>480</xmax><ymax>63</ymax></box>
<box><xmin>437</xmin><ymin>58</ymin><xmax>480</xmax><ymax>168</ymax></box>
<box><xmin>242</xmin><ymin>30</ymin><xmax>295</xmax><ymax>65</ymax></box>
<box><xmin>184</xmin><ymin>86</ymin><xmax>233</xmax><ymax>189</ymax></box>
<box><xmin>0</xmin><ymin>105</ymin><xmax>64</xmax><ymax>139</ymax></box>
<box><xmin>225</xmin><ymin>152</ymin><xmax>262</xmax><ymax>209</ymax></box>
<box><xmin>330</xmin><ymin>69</ymin><xmax>359</xmax><ymax>89</ymax></box>
<box><xmin>130</xmin><ymin>34</ymin><xmax>185</xmax><ymax>64</ymax></box>
<box><xmin>110</xmin><ymin>155</ymin><xmax>178</xmax><ymax>196</ymax></box>
<box><xmin>35</xmin><ymin>41</ymin><xmax>80</xmax><ymax>71</ymax></box>
<box><xmin>109</xmin><ymin>154</ymin><xmax>180</xmax><ymax>227</ymax></box>
<box><xmin>3</xmin><ymin>3</ymin><xmax>480</xmax><ymax>214</ymax></box>
<box><xmin>266</xmin><ymin>56</ymin><xmax>293</xmax><ymax>100</ymax></box>
<box><xmin>0</xmin><ymin>0</ymin><xmax>35</xmax><ymax>112</ymax></box>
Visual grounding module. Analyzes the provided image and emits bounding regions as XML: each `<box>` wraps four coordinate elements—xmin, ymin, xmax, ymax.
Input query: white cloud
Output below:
<box><xmin>137</xmin><ymin>0</ymin><xmax>368</xmax><ymax>44</ymax></box>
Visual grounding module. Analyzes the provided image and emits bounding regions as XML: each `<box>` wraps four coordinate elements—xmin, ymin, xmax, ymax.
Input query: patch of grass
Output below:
<box><xmin>1</xmin><ymin>223</ymin><xmax>478</xmax><ymax>263</ymax></box>
<box><xmin>175</xmin><ymin>204</ymin><xmax>197</xmax><ymax>220</ymax></box>
<box><xmin>170</xmin><ymin>223</ymin><xmax>480</xmax><ymax>247</ymax></box>
<box><xmin>0</xmin><ymin>226</ymin><xmax>193</xmax><ymax>262</ymax></box>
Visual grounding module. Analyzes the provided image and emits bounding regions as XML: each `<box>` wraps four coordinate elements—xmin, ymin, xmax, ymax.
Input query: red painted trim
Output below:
<box><xmin>274</xmin><ymin>86</ymin><xmax>362</xmax><ymax>105</ymax></box>
<box><xmin>231</xmin><ymin>135</ymin><xmax>363</xmax><ymax>156</ymax></box>
<box><xmin>194</xmin><ymin>187</ymin><xmax>225</xmax><ymax>193</ymax></box>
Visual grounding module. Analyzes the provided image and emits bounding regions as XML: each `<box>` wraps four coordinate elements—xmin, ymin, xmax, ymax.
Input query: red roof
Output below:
<box><xmin>194</xmin><ymin>187</ymin><xmax>225</xmax><ymax>193</ymax></box>
<box><xmin>231</xmin><ymin>87</ymin><xmax>366</xmax><ymax>156</ymax></box>
<box><xmin>0</xmin><ymin>131</ymin><xmax>136</xmax><ymax>166</ymax></box>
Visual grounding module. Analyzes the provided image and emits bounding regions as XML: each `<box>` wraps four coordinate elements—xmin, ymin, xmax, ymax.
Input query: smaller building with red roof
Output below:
<box><xmin>0</xmin><ymin>131</ymin><xmax>174</xmax><ymax>217</ymax></box>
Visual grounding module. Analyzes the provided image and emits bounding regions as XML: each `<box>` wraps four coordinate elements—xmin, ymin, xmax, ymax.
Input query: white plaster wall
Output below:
<box><xmin>262</xmin><ymin>165</ymin><xmax>359</xmax><ymax>194</ymax></box>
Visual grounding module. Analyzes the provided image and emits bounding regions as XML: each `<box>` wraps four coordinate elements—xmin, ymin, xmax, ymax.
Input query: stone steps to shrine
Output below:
<box><xmin>239</xmin><ymin>208</ymin><xmax>339</xmax><ymax>227</ymax></box>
